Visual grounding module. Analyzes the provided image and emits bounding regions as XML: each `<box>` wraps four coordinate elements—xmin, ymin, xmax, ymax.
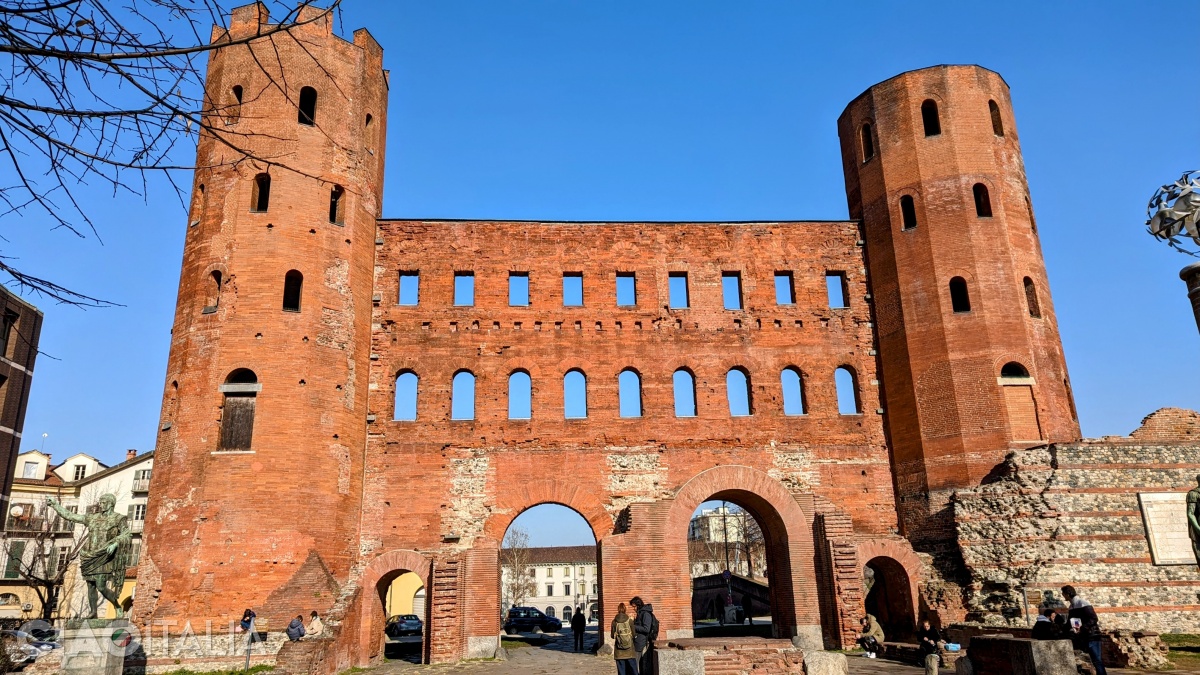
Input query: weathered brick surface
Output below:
<box><xmin>0</xmin><ymin>288</ymin><xmax>41</xmax><ymax>511</ymax></box>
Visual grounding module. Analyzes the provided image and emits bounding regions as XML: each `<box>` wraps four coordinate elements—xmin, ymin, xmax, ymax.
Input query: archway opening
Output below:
<box><xmin>863</xmin><ymin>556</ymin><xmax>915</xmax><ymax>642</ymax></box>
<box><xmin>500</xmin><ymin>503</ymin><xmax>600</xmax><ymax>653</ymax></box>
<box><xmin>377</xmin><ymin>568</ymin><xmax>428</xmax><ymax>664</ymax></box>
<box><xmin>687</xmin><ymin>498</ymin><xmax>778</xmax><ymax>639</ymax></box>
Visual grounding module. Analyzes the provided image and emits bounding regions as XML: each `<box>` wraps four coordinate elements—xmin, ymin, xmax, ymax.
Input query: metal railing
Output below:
<box><xmin>129</xmin><ymin>520</ymin><xmax>145</xmax><ymax>533</ymax></box>
<box><xmin>5</xmin><ymin>516</ymin><xmax>75</xmax><ymax>533</ymax></box>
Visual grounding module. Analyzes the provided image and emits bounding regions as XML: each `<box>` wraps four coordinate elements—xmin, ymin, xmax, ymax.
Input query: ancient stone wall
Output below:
<box><xmin>954</xmin><ymin>408</ymin><xmax>1200</xmax><ymax>633</ymax></box>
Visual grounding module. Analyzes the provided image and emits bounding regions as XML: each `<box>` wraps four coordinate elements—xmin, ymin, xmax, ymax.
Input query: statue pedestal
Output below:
<box><xmin>1180</xmin><ymin>262</ymin><xmax>1200</xmax><ymax>335</ymax></box>
<box><xmin>60</xmin><ymin>621</ymin><xmax>130</xmax><ymax>675</ymax></box>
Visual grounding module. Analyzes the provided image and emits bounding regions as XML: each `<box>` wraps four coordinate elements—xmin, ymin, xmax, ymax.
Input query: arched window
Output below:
<box><xmin>1024</xmin><ymin>277</ymin><xmax>1041</xmax><ymax>318</ymax></box>
<box><xmin>1001</xmin><ymin>362</ymin><xmax>1029</xmax><ymax>378</ymax></box>
<box><xmin>329</xmin><ymin>185</ymin><xmax>345</xmax><ymax>224</ymax></box>
<box><xmin>219</xmin><ymin>369</ymin><xmax>259</xmax><ymax>451</ymax></box>
<box><xmin>618</xmin><ymin>369</ymin><xmax>642</xmax><ymax>418</ymax></box>
<box><xmin>973</xmin><ymin>183</ymin><xmax>992</xmax><ymax>217</ymax></box>
<box><xmin>0</xmin><ymin>593</ymin><xmax>19</xmax><ymax>606</ymax></box>
<box><xmin>781</xmin><ymin>367</ymin><xmax>806</xmax><ymax>416</ymax></box>
<box><xmin>250</xmin><ymin>173</ymin><xmax>271</xmax><ymax>212</ymax></box>
<box><xmin>673</xmin><ymin>369</ymin><xmax>697</xmax><ymax>418</ymax></box>
<box><xmin>451</xmin><ymin>371</ymin><xmax>475</xmax><ymax>420</ymax></box>
<box><xmin>365</xmin><ymin>113</ymin><xmax>373</xmax><ymax>127</ymax></box>
<box><xmin>860</xmin><ymin>122</ymin><xmax>875</xmax><ymax>160</ymax></box>
<box><xmin>394</xmin><ymin>371</ymin><xmax>418</xmax><ymax>421</ymax></box>
<box><xmin>298</xmin><ymin>86</ymin><xmax>317</xmax><ymax>126</ymax></box>
<box><xmin>989</xmin><ymin>100</ymin><xmax>1004</xmax><ymax>136</ymax></box>
<box><xmin>949</xmin><ymin>277</ymin><xmax>971</xmax><ymax>313</ymax></box>
<box><xmin>282</xmin><ymin>270</ymin><xmax>303</xmax><ymax>312</ymax></box>
<box><xmin>229</xmin><ymin>85</ymin><xmax>243</xmax><ymax>123</ymax></box>
<box><xmin>564</xmin><ymin>369</ymin><xmax>587</xmax><ymax>419</ymax></box>
<box><xmin>205</xmin><ymin>270</ymin><xmax>222</xmax><ymax>310</ymax></box>
<box><xmin>900</xmin><ymin>195</ymin><xmax>918</xmax><ymax>230</ymax></box>
<box><xmin>508</xmin><ymin>371</ymin><xmax>531</xmax><ymax>420</ymax></box>
<box><xmin>546</xmin><ymin>607</ymin><xmax>555</xmax><ymax>618</ymax></box>
<box><xmin>921</xmin><ymin>99</ymin><xmax>941</xmax><ymax>137</ymax></box>
<box><xmin>726</xmin><ymin>368</ymin><xmax>752</xmax><ymax>417</ymax></box>
<box><xmin>834</xmin><ymin>366</ymin><xmax>860</xmax><ymax>415</ymax></box>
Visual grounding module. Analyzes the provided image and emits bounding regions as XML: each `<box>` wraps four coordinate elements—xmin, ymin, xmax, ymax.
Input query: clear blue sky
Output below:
<box><xmin>6</xmin><ymin>3</ymin><xmax>1198</xmax><ymax>549</ymax></box>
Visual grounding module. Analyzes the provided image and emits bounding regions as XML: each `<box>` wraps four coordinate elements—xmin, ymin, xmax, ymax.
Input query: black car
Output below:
<box><xmin>384</xmin><ymin>614</ymin><xmax>423</xmax><ymax>639</ymax></box>
<box><xmin>503</xmin><ymin>606</ymin><xmax>562</xmax><ymax>635</ymax></box>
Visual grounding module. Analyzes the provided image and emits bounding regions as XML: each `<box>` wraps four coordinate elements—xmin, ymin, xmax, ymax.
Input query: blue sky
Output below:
<box><xmin>5</xmin><ymin>1</ymin><xmax>1198</xmax><ymax>545</ymax></box>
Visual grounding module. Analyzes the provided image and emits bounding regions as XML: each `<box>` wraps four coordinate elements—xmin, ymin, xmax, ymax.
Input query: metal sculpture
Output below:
<box><xmin>1148</xmin><ymin>170</ymin><xmax>1200</xmax><ymax>255</ymax></box>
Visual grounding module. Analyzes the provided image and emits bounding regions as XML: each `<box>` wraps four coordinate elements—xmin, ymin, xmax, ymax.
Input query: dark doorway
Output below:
<box><xmin>863</xmin><ymin>557</ymin><xmax>915</xmax><ymax>641</ymax></box>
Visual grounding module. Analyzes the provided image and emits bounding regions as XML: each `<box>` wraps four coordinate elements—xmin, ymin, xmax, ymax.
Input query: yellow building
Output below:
<box><xmin>385</xmin><ymin>572</ymin><xmax>425</xmax><ymax>617</ymax></box>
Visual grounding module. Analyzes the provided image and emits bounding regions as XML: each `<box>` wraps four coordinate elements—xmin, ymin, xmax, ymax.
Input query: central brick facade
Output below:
<box><xmin>134</xmin><ymin>5</ymin><xmax>1096</xmax><ymax>672</ymax></box>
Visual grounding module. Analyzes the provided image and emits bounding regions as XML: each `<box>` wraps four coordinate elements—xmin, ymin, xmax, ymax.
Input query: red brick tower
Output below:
<box><xmin>838</xmin><ymin>66</ymin><xmax>1080</xmax><ymax>554</ymax></box>
<box><xmin>134</xmin><ymin>4</ymin><xmax>386</xmax><ymax>629</ymax></box>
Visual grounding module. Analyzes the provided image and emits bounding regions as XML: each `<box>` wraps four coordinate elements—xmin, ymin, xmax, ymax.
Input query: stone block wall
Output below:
<box><xmin>954</xmin><ymin>408</ymin><xmax>1200</xmax><ymax>633</ymax></box>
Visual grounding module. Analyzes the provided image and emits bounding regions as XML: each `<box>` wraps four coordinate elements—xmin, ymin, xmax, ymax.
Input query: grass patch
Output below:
<box><xmin>1163</xmin><ymin>634</ymin><xmax>1200</xmax><ymax>648</ymax></box>
<box><xmin>501</xmin><ymin>639</ymin><xmax>529</xmax><ymax>649</ymax></box>
<box><xmin>158</xmin><ymin>666</ymin><xmax>274</xmax><ymax>675</ymax></box>
<box><xmin>338</xmin><ymin>668</ymin><xmax>372</xmax><ymax>675</ymax></box>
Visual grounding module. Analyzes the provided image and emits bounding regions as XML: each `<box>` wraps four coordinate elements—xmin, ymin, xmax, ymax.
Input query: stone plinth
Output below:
<box><xmin>60</xmin><ymin>625</ymin><xmax>128</xmax><ymax>675</ymax></box>
<box><xmin>965</xmin><ymin>636</ymin><xmax>1074</xmax><ymax>675</ymax></box>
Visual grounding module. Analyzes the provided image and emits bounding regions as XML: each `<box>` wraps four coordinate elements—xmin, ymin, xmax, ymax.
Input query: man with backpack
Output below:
<box><xmin>631</xmin><ymin>596</ymin><xmax>659</xmax><ymax>675</ymax></box>
<box><xmin>610</xmin><ymin>602</ymin><xmax>638</xmax><ymax>674</ymax></box>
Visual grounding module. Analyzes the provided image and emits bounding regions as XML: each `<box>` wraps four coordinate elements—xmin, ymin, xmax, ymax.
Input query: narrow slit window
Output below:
<box><xmin>835</xmin><ymin>366</ymin><xmax>860</xmax><ymax>415</ymax></box>
<box><xmin>949</xmin><ymin>276</ymin><xmax>971</xmax><ymax>313</ymax></box>
<box><xmin>826</xmin><ymin>272</ymin><xmax>849</xmax><ymax>309</ymax></box>
<box><xmin>564</xmin><ymin>369</ymin><xmax>587</xmax><ymax>419</ymax></box>
<box><xmin>673</xmin><ymin>369</ymin><xmax>697</xmax><ymax>418</ymax></box>
<box><xmin>973</xmin><ymin>183</ymin><xmax>993</xmax><ymax>217</ymax></box>
<box><xmin>394</xmin><ymin>371</ymin><xmax>418</xmax><ymax>421</ymax></box>
<box><xmin>563</xmin><ymin>273</ymin><xmax>583</xmax><ymax>307</ymax></box>
<box><xmin>618</xmin><ymin>369</ymin><xmax>642</xmax><ymax>418</ymax></box>
<box><xmin>251</xmin><ymin>173</ymin><xmax>271</xmax><ymax>212</ymax></box>
<box><xmin>229</xmin><ymin>85</ymin><xmax>243</xmax><ymax>123</ymax></box>
<box><xmin>616</xmin><ymin>273</ymin><xmax>637</xmax><ymax>307</ymax></box>
<box><xmin>860</xmin><ymin>122</ymin><xmax>875</xmax><ymax>160</ymax></box>
<box><xmin>508</xmin><ymin>371</ymin><xmax>532</xmax><ymax>420</ymax></box>
<box><xmin>329</xmin><ymin>185</ymin><xmax>345</xmax><ymax>224</ymax></box>
<box><xmin>900</xmin><ymin>195</ymin><xmax>918</xmax><ymax>230</ymax></box>
<box><xmin>989</xmin><ymin>100</ymin><xmax>1004</xmax><ymax>136</ymax></box>
<box><xmin>774</xmin><ymin>272</ymin><xmax>795</xmax><ymax>305</ymax></box>
<box><xmin>298</xmin><ymin>86</ymin><xmax>317</xmax><ymax>126</ymax></box>
<box><xmin>398</xmin><ymin>271</ymin><xmax>419</xmax><ymax>306</ymax></box>
<box><xmin>219</xmin><ymin>369</ymin><xmax>258</xmax><ymax>451</ymax></box>
<box><xmin>454</xmin><ymin>272</ymin><xmax>475</xmax><ymax>307</ymax></box>
<box><xmin>282</xmin><ymin>270</ymin><xmax>303</xmax><ymax>312</ymax></box>
<box><xmin>921</xmin><ymin>99</ymin><xmax>941</xmax><ymax>136</ymax></box>
<box><xmin>722</xmin><ymin>272</ymin><xmax>743</xmax><ymax>310</ymax></box>
<box><xmin>451</xmin><ymin>371</ymin><xmax>475</xmax><ymax>420</ymax></box>
<box><xmin>206</xmin><ymin>271</ymin><xmax>222</xmax><ymax>309</ymax></box>
<box><xmin>726</xmin><ymin>368</ymin><xmax>752</xmax><ymax>417</ymax></box>
<box><xmin>1024</xmin><ymin>277</ymin><xmax>1041</xmax><ymax>318</ymax></box>
<box><xmin>781</xmin><ymin>367</ymin><xmax>806</xmax><ymax>416</ymax></box>
<box><xmin>509</xmin><ymin>272</ymin><xmax>529</xmax><ymax>307</ymax></box>
<box><xmin>1026</xmin><ymin>196</ymin><xmax>1037</xmax><ymax>233</ymax></box>
<box><xmin>668</xmin><ymin>272</ymin><xmax>689</xmax><ymax>309</ymax></box>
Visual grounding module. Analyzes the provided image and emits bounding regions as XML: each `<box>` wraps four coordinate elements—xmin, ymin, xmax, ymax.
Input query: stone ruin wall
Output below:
<box><xmin>953</xmin><ymin>407</ymin><xmax>1200</xmax><ymax>634</ymax></box>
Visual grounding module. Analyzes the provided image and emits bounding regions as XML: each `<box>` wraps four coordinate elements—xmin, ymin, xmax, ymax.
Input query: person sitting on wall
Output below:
<box><xmin>1032</xmin><ymin>608</ymin><xmax>1067</xmax><ymax>640</ymax></box>
<box><xmin>857</xmin><ymin>614</ymin><xmax>885</xmax><ymax>658</ymax></box>
<box><xmin>917</xmin><ymin>618</ymin><xmax>942</xmax><ymax>674</ymax></box>
<box><xmin>286</xmin><ymin>614</ymin><xmax>307</xmax><ymax>641</ymax></box>
<box><xmin>305</xmin><ymin>611</ymin><xmax>324</xmax><ymax>638</ymax></box>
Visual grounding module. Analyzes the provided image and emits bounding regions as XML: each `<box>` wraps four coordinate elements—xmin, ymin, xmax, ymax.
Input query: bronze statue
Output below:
<box><xmin>46</xmin><ymin>494</ymin><xmax>132</xmax><ymax>618</ymax></box>
<box><xmin>1188</xmin><ymin>475</ymin><xmax>1200</xmax><ymax>568</ymax></box>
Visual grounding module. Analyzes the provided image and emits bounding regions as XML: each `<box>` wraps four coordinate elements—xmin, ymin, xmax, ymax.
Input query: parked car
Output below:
<box><xmin>384</xmin><ymin>614</ymin><xmax>423</xmax><ymax>639</ymax></box>
<box><xmin>503</xmin><ymin>606</ymin><xmax>562</xmax><ymax>635</ymax></box>
<box><xmin>5</xmin><ymin>630</ymin><xmax>58</xmax><ymax>653</ymax></box>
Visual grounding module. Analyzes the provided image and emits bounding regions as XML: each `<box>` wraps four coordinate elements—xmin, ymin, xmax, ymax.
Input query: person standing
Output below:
<box><xmin>631</xmin><ymin>596</ymin><xmax>659</xmax><ymax>675</ymax></box>
<box><xmin>1062</xmin><ymin>585</ymin><xmax>1107</xmax><ymax>675</ymax></box>
<box><xmin>306</xmin><ymin>611</ymin><xmax>324</xmax><ymax>638</ymax></box>
<box><xmin>610</xmin><ymin>602</ymin><xmax>639</xmax><ymax>675</ymax></box>
<box><xmin>571</xmin><ymin>605</ymin><xmax>587</xmax><ymax>652</ymax></box>
<box><xmin>743</xmin><ymin>595</ymin><xmax>754</xmax><ymax>626</ymax></box>
<box><xmin>916</xmin><ymin>619</ymin><xmax>941</xmax><ymax>674</ymax></box>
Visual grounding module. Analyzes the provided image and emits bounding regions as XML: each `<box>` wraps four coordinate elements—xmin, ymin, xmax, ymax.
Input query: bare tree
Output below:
<box><xmin>0</xmin><ymin>497</ymin><xmax>83</xmax><ymax>622</ymax></box>
<box><xmin>0</xmin><ymin>0</ymin><xmax>341</xmax><ymax>306</ymax></box>
<box><xmin>500</xmin><ymin>527</ymin><xmax>535</xmax><ymax>612</ymax></box>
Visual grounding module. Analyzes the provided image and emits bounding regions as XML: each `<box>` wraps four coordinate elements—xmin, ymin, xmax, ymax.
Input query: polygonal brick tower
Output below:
<box><xmin>134</xmin><ymin>3</ymin><xmax>386</xmax><ymax>629</ymax></box>
<box><xmin>837</xmin><ymin>66</ymin><xmax>1080</xmax><ymax>557</ymax></box>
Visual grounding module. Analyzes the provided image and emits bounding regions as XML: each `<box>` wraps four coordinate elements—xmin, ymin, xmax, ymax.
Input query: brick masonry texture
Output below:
<box><xmin>0</xmin><ymin>287</ymin><xmax>41</xmax><ymax>512</ymax></box>
<box><xmin>132</xmin><ymin>7</ymin><xmax>1200</xmax><ymax>672</ymax></box>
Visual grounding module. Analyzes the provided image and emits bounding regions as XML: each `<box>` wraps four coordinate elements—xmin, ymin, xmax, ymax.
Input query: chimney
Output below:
<box><xmin>126</xmin><ymin>449</ymin><xmax>137</xmax><ymax>462</ymax></box>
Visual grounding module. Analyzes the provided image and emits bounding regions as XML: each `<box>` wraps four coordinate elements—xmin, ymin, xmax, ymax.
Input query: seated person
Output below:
<box><xmin>857</xmin><ymin>614</ymin><xmax>885</xmax><ymax>658</ymax></box>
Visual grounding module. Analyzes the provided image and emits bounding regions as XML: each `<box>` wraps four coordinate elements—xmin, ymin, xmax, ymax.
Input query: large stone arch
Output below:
<box><xmin>662</xmin><ymin>465</ymin><xmax>822</xmax><ymax>648</ymax></box>
<box><xmin>482</xmin><ymin>479</ymin><xmax>613</xmax><ymax>542</ymax></box>
<box><xmin>357</xmin><ymin>549</ymin><xmax>432</xmax><ymax>664</ymax></box>
<box><xmin>858</xmin><ymin>539</ymin><xmax>922</xmax><ymax>638</ymax></box>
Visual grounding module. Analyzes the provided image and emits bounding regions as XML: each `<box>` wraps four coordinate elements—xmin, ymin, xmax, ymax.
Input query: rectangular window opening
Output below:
<box><xmin>398</xmin><ymin>272</ymin><xmax>420</xmax><ymax>306</ymax></box>
<box><xmin>826</xmin><ymin>272</ymin><xmax>849</xmax><ymax>309</ymax></box>
<box><xmin>454</xmin><ymin>272</ymin><xmax>475</xmax><ymax>307</ymax></box>
<box><xmin>774</xmin><ymin>272</ymin><xmax>795</xmax><ymax>305</ymax></box>
<box><xmin>722</xmin><ymin>272</ymin><xmax>743</xmax><ymax>310</ymax></box>
<box><xmin>615</xmin><ymin>272</ymin><xmax>637</xmax><ymax>307</ymax></box>
<box><xmin>509</xmin><ymin>272</ymin><xmax>529</xmax><ymax>307</ymax></box>
<box><xmin>563</xmin><ymin>273</ymin><xmax>584</xmax><ymax>307</ymax></box>
<box><xmin>668</xmin><ymin>272</ymin><xmax>689</xmax><ymax>309</ymax></box>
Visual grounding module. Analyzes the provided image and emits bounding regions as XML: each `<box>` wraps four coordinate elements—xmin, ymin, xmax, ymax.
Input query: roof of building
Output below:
<box><xmin>77</xmin><ymin>450</ymin><xmax>153</xmax><ymax>487</ymax></box>
<box><xmin>504</xmin><ymin>546</ymin><xmax>596</xmax><ymax>565</ymax></box>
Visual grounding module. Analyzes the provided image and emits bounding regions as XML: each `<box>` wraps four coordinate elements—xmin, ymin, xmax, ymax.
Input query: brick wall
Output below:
<box><xmin>0</xmin><ymin>289</ymin><xmax>41</xmax><ymax>512</ymax></box>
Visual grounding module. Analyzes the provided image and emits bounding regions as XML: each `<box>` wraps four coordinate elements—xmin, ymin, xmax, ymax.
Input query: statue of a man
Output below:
<box><xmin>46</xmin><ymin>494</ymin><xmax>132</xmax><ymax>618</ymax></box>
<box><xmin>1188</xmin><ymin>475</ymin><xmax>1200</xmax><ymax>568</ymax></box>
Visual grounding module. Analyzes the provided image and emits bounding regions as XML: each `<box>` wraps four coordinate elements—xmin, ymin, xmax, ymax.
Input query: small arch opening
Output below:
<box><xmin>229</xmin><ymin>85</ymin><xmax>243</xmax><ymax>123</ymax></box>
<box><xmin>1000</xmin><ymin>362</ymin><xmax>1029</xmax><ymax>379</ymax></box>
<box><xmin>226</xmin><ymin>368</ymin><xmax>257</xmax><ymax>385</ymax></box>
<box><xmin>921</xmin><ymin>99</ymin><xmax>941</xmax><ymax>136</ymax></box>
<box><xmin>508</xmin><ymin>370</ymin><xmax>532</xmax><ymax>420</ymax></box>
<box><xmin>780</xmin><ymin>367</ymin><xmax>806</xmax><ymax>416</ymax></box>
<box><xmin>900</xmin><ymin>195</ymin><xmax>918</xmax><ymax>230</ymax></box>
<box><xmin>282</xmin><ymin>270</ymin><xmax>303</xmax><ymax>312</ymax></box>
<box><xmin>949</xmin><ymin>277</ymin><xmax>971</xmax><ymax>313</ymax></box>
<box><xmin>451</xmin><ymin>371</ymin><xmax>476</xmax><ymax>420</ymax></box>
<box><xmin>835</xmin><ymin>366</ymin><xmax>860</xmax><ymax>415</ymax></box>
<box><xmin>674</xmin><ymin>368</ymin><xmax>697</xmax><ymax>418</ymax></box>
<box><xmin>726</xmin><ymin>368</ymin><xmax>752</xmax><ymax>417</ymax></box>
<box><xmin>250</xmin><ymin>173</ymin><xmax>271</xmax><ymax>212</ymax></box>
<box><xmin>394</xmin><ymin>371</ymin><xmax>418</xmax><ymax>421</ymax></box>
<box><xmin>973</xmin><ymin>183</ymin><xmax>993</xmax><ymax>217</ymax></box>
<box><xmin>864</xmin><ymin>557</ymin><xmax>916</xmax><ymax>640</ymax></box>
<box><xmin>329</xmin><ymin>185</ymin><xmax>345</xmax><ymax>224</ymax></box>
<box><xmin>1023</xmin><ymin>277</ymin><xmax>1041</xmax><ymax>318</ymax></box>
<box><xmin>618</xmin><ymin>369</ymin><xmax>642</xmax><ymax>418</ymax></box>
<box><xmin>989</xmin><ymin>100</ymin><xmax>1004</xmax><ymax>136</ymax></box>
<box><xmin>366</xmin><ymin>113</ymin><xmax>373</xmax><ymax>127</ymax></box>
<box><xmin>206</xmin><ymin>270</ymin><xmax>222</xmax><ymax>309</ymax></box>
<box><xmin>860</xmin><ymin>122</ymin><xmax>875</xmax><ymax>160</ymax></box>
<box><xmin>564</xmin><ymin>369</ymin><xmax>587</xmax><ymax>419</ymax></box>
<box><xmin>298</xmin><ymin>86</ymin><xmax>317</xmax><ymax>126</ymax></box>
<box><xmin>220</xmin><ymin>369</ymin><xmax>258</xmax><ymax>451</ymax></box>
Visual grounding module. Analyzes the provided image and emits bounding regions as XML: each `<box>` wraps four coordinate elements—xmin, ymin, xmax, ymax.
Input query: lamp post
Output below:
<box><xmin>1147</xmin><ymin>170</ymin><xmax>1200</xmax><ymax>334</ymax></box>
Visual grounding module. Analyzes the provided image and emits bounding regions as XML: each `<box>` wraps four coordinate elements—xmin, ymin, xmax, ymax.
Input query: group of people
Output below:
<box><xmin>854</xmin><ymin>584</ymin><xmax>1108</xmax><ymax>675</ymax></box>
<box><xmin>235</xmin><ymin>608</ymin><xmax>324</xmax><ymax>642</ymax></box>
<box><xmin>609</xmin><ymin>596</ymin><xmax>658</xmax><ymax>675</ymax></box>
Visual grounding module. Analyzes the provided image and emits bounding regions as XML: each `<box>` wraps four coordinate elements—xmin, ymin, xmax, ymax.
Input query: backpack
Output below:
<box><xmin>614</xmin><ymin>617</ymin><xmax>633</xmax><ymax>651</ymax></box>
<box><xmin>648</xmin><ymin>613</ymin><xmax>660</xmax><ymax>644</ymax></box>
